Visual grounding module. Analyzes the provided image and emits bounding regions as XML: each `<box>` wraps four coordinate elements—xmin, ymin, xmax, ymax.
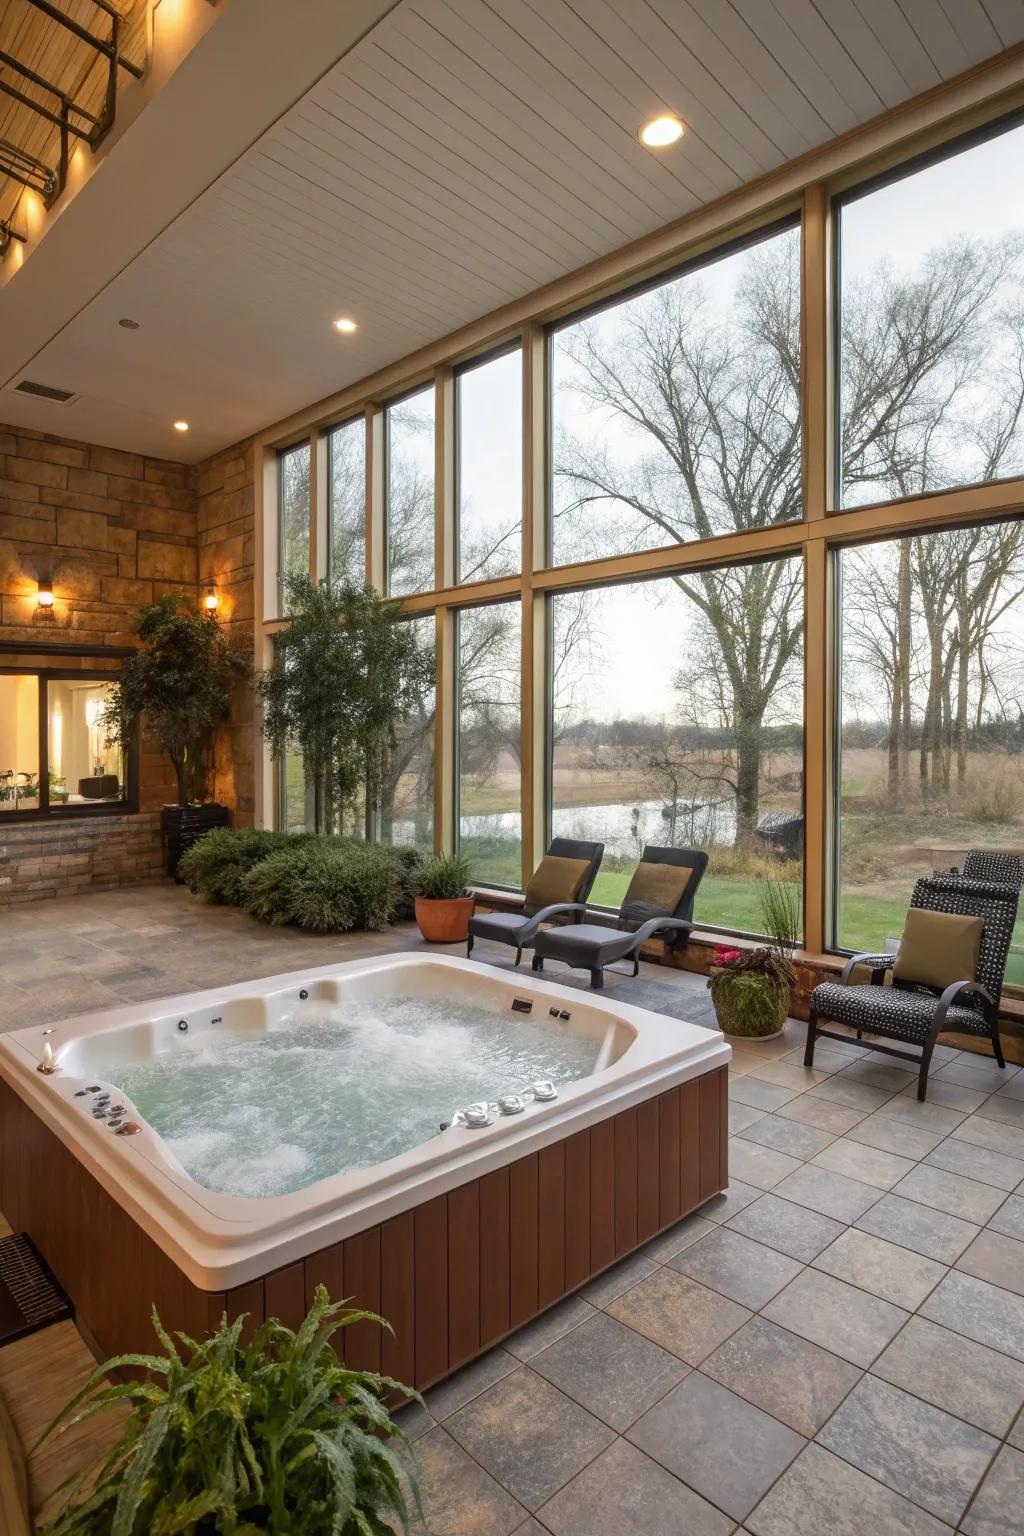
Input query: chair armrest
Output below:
<box><xmin>934</xmin><ymin>979</ymin><xmax>995</xmax><ymax>1028</ymax></box>
<box><xmin>517</xmin><ymin>901</ymin><xmax>587</xmax><ymax>940</ymax></box>
<box><xmin>627</xmin><ymin>916</ymin><xmax>693</xmax><ymax>949</ymax></box>
<box><xmin>840</xmin><ymin>951</ymin><xmax>897</xmax><ymax>986</ymax></box>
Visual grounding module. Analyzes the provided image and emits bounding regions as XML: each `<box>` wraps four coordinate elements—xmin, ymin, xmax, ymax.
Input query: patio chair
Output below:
<box><xmin>465</xmin><ymin>838</ymin><xmax>604</xmax><ymax>966</ymax></box>
<box><xmin>805</xmin><ymin>873</ymin><xmax>1014</xmax><ymax>1102</ymax></box>
<box><xmin>962</xmin><ymin>849</ymin><xmax>1024</xmax><ymax>890</ymax></box>
<box><xmin>530</xmin><ymin>845</ymin><xmax>708</xmax><ymax>990</ymax></box>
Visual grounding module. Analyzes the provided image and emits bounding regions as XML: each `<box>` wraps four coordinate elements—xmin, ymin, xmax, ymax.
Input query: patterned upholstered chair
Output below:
<box><xmin>806</xmin><ymin>875</ymin><xmax>1014</xmax><ymax>1102</ymax></box>
<box><xmin>466</xmin><ymin>838</ymin><xmax>604</xmax><ymax>966</ymax></box>
<box><xmin>962</xmin><ymin>849</ymin><xmax>1024</xmax><ymax>890</ymax></box>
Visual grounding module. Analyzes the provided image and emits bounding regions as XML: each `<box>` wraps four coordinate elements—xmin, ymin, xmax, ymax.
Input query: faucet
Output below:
<box><xmin>37</xmin><ymin>1037</ymin><xmax>56</xmax><ymax>1074</ymax></box>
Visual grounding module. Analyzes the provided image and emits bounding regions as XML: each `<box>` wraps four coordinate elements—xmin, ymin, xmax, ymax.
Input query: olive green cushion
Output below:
<box><xmin>523</xmin><ymin>855</ymin><xmax>591</xmax><ymax>911</ymax></box>
<box><xmin>892</xmin><ymin>908</ymin><xmax>984</xmax><ymax>992</ymax></box>
<box><xmin>622</xmin><ymin>861</ymin><xmax>692</xmax><ymax>917</ymax></box>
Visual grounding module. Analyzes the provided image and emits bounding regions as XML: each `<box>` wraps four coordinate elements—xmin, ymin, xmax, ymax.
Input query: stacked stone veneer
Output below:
<box><xmin>0</xmin><ymin>424</ymin><xmax>256</xmax><ymax>903</ymax></box>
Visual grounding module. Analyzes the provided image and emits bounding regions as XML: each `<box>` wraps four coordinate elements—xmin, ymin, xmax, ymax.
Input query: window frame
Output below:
<box><xmin>0</xmin><ymin>660</ymin><xmax>139</xmax><ymax>822</ymax></box>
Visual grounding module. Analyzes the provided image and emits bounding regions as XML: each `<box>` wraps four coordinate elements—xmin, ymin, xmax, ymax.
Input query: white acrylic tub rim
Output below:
<box><xmin>0</xmin><ymin>954</ymin><xmax>730</xmax><ymax>1289</ymax></box>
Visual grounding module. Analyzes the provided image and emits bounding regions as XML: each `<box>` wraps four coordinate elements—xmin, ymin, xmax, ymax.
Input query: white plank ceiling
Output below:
<box><xmin>1</xmin><ymin>0</ymin><xmax>1022</xmax><ymax>461</ymax></box>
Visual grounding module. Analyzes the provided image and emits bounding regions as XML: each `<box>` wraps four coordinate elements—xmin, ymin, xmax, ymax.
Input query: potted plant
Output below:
<box><xmin>415</xmin><ymin>852</ymin><xmax>475</xmax><ymax>942</ymax></box>
<box><xmin>707</xmin><ymin>877</ymin><xmax>800</xmax><ymax>1040</ymax></box>
<box><xmin>104</xmin><ymin>595</ymin><xmax>250</xmax><ymax>876</ymax></box>
<box><xmin>35</xmin><ymin>1286</ymin><xmax>418</xmax><ymax>1535</ymax></box>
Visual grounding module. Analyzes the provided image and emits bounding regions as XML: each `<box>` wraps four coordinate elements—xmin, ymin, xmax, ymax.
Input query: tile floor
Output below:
<box><xmin>2</xmin><ymin>883</ymin><xmax>1024</xmax><ymax>1534</ymax></box>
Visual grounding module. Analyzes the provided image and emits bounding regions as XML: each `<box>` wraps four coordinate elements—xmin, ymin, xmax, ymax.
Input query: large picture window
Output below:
<box><xmin>456</xmin><ymin>347</ymin><xmax>522</xmax><ymax>584</ymax></box>
<box><xmin>834</xmin><ymin>525</ymin><xmax>1024</xmax><ymax>985</ymax></box>
<box><xmin>549</xmin><ymin>222</ymin><xmax>801</xmax><ymax>568</ymax></box>
<box><xmin>550</xmin><ymin>557</ymin><xmax>804</xmax><ymax>936</ymax></box>
<box><xmin>328</xmin><ymin>419</ymin><xmax>366</xmax><ymax>586</ymax></box>
<box><xmin>278</xmin><ymin>441</ymin><xmax>311</xmax><ymax>612</ymax></box>
<box><xmin>386</xmin><ymin>385</ymin><xmax>435</xmax><ymax>597</ymax></box>
<box><xmin>457</xmin><ymin>601</ymin><xmax>521</xmax><ymax>887</ymax></box>
<box><xmin>380</xmin><ymin>616</ymin><xmax>435</xmax><ymax>855</ymax></box>
<box><xmin>0</xmin><ymin>666</ymin><xmax>132</xmax><ymax>817</ymax></box>
<box><xmin>838</xmin><ymin>116</ymin><xmax>1024</xmax><ymax>508</ymax></box>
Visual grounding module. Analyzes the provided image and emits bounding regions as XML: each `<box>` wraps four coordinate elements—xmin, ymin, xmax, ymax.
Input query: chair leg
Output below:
<box><xmin>514</xmin><ymin>946</ymin><xmax>522</xmax><ymax>967</ymax></box>
<box><xmin>992</xmin><ymin>1021</ymin><xmax>1006</xmax><ymax>1070</ymax></box>
<box><xmin>466</xmin><ymin>933</ymin><xmax>474</xmax><ymax>958</ymax></box>
<box><xmin>916</xmin><ymin>1037</ymin><xmax>936</xmax><ymax>1102</ymax></box>
<box><xmin>803</xmin><ymin>1009</ymin><xmax>818</xmax><ymax>1068</ymax></box>
<box><xmin>632</xmin><ymin>956</ymin><xmax>640</xmax><ymax>977</ymax></box>
<box><xmin>590</xmin><ymin>967</ymin><xmax>604</xmax><ymax>989</ymax></box>
<box><xmin>532</xmin><ymin>956</ymin><xmax>543</xmax><ymax>973</ymax></box>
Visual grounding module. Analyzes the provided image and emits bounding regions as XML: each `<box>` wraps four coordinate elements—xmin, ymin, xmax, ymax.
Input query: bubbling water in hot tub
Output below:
<box><xmin>104</xmin><ymin>997</ymin><xmax>601</xmax><ymax>1198</ymax></box>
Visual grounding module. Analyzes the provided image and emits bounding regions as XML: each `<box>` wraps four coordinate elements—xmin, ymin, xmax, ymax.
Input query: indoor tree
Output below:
<box><xmin>257</xmin><ymin>573</ymin><xmax>433</xmax><ymax>836</ymax></box>
<box><xmin>105</xmin><ymin>594</ymin><xmax>249</xmax><ymax>806</ymax></box>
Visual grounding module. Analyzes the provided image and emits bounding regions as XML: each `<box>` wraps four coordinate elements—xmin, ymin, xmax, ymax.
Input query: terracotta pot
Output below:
<box><xmin>415</xmin><ymin>895</ymin><xmax>476</xmax><ymax>943</ymax></box>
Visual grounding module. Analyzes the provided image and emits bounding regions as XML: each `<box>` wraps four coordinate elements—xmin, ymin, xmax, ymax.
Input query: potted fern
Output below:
<box><xmin>36</xmin><ymin>1287</ymin><xmax>417</xmax><ymax>1535</ymax></box>
<box><xmin>415</xmin><ymin>852</ymin><xmax>475</xmax><ymax>942</ymax></box>
<box><xmin>707</xmin><ymin>877</ymin><xmax>800</xmax><ymax>1040</ymax></box>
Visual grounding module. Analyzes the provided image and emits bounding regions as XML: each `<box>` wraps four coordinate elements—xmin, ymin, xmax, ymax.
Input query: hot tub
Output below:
<box><xmin>0</xmin><ymin>954</ymin><xmax>729</xmax><ymax>1388</ymax></box>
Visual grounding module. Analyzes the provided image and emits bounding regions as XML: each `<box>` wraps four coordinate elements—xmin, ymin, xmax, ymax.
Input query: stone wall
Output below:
<box><xmin>0</xmin><ymin>812</ymin><xmax>163</xmax><ymax>906</ymax></box>
<box><xmin>0</xmin><ymin>423</ymin><xmax>258</xmax><ymax>897</ymax></box>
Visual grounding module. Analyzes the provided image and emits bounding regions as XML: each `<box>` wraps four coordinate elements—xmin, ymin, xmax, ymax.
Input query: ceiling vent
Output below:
<box><xmin>13</xmin><ymin>379</ymin><xmax>79</xmax><ymax>405</ymax></box>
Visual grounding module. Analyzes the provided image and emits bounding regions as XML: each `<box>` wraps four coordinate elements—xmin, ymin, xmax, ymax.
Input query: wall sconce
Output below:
<box><xmin>203</xmin><ymin>585</ymin><xmax>219</xmax><ymax>613</ymax></box>
<box><xmin>36</xmin><ymin>579</ymin><xmax>54</xmax><ymax>612</ymax></box>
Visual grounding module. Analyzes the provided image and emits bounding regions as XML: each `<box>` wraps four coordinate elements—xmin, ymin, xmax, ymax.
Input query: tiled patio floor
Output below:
<box><xmin>2</xmin><ymin>882</ymin><xmax>1024</xmax><ymax>1533</ymax></box>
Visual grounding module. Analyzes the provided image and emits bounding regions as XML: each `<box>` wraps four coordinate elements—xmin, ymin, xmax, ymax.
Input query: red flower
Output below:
<box><xmin>712</xmin><ymin>946</ymin><xmax>743</xmax><ymax>964</ymax></box>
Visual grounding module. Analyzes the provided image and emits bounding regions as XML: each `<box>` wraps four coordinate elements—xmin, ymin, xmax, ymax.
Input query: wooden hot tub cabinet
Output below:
<box><xmin>0</xmin><ymin>1066</ymin><xmax>727</xmax><ymax>1389</ymax></box>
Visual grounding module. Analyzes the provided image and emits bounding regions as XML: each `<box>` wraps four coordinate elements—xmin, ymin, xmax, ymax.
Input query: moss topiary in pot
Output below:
<box><xmin>707</xmin><ymin>877</ymin><xmax>800</xmax><ymax>1040</ymax></box>
<box><xmin>414</xmin><ymin>853</ymin><xmax>475</xmax><ymax>942</ymax></box>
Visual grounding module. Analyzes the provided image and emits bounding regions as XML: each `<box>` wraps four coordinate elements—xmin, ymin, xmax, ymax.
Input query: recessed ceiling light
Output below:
<box><xmin>333</xmin><ymin>317</ymin><xmax>358</xmax><ymax>334</ymax></box>
<box><xmin>639</xmin><ymin>114</ymin><xmax>685</xmax><ymax>149</ymax></box>
<box><xmin>173</xmin><ymin>420</ymin><xmax>189</xmax><ymax>432</ymax></box>
<box><xmin>118</xmin><ymin>317</ymin><xmax>140</xmax><ymax>330</ymax></box>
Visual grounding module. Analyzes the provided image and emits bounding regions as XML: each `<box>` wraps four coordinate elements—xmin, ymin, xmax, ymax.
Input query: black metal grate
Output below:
<box><xmin>0</xmin><ymin>1233</ymin><xmax>71</xmax><ymax>1345</ymax></box>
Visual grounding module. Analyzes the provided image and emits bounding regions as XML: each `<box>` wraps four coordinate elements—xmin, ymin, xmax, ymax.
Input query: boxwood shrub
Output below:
<box><xmin>242</xmin><ymin>839</ymin><xmax>406</xmax><ymax>932</ymax></box>
<box><xmin>178</xmin><ymin>827</ymin><xmax>306</xmax><ymax>905</ymax></box>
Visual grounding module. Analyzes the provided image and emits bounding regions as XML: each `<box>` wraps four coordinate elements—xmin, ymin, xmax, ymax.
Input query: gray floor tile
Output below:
<box><xmin>951</xmin><ymin>1116</ymin><xmax>1024</xmax><ymax>1161</ymax></box>
<box><xmin>746</xmin><ymin>1443</ymin><xmax>953</xmax><ymax>1536</ymax></box>
<box><xmin>699</xmin><ymin>1180</ymin><xmax>762</xmax><ymax>1223</ymax></box>
<box><xmin>726</xmin><ymin>1192</ymin><xmax>846</xmax><ymax>1262</ymax></box>
<box><xmin>762</xmin><ymin>1268</ymin><xmax>908</xmax><ymax>1367</ymax></box>
<box><xmin>505</xmin><ymin>1295</ymin><xmax>595</xmax><ymax>1361</ymax></box>
<box><xmin>837</xmin><ymin>1060</ymin><xmax>918</xmax><ymax>1093</ymax></box>
<box><xmin>393</xmin><ymin>1399</ymin><xmax>434</xmax><ymax>1442</ymax></box>
<box><xmin>640</xmin><ymin>1213</ymin><xmax>716</xmax><ymax>1261</ymax></box>
<box><xmin>922</xmin><ymin>1138</ymin><xmax>1024</xmax><ymax>1192</ymax></box>
<box><xmin>727</xmin><ymin>1137</ymin><xmax>804</xmax><ymax>1191</ymax></box>
<box><xmin>739</xmin><ymin>1114</ymin><xmax>836</xmax><ymax>1160</ymax></box>
<box><xmin>536</xmin><ymin>1438</ymin><xmax>733</xmax><ymax>1536</ymax></box>
<box><xmin>627</xmin><ymin>1371</ymin><xmax>805</xmax><ymax>1523</ymax></box>
<box><xmin>871</xmin><ymin>1097</ymin><xmax>967</xmax><ymax>1135</ymax></box>
<box><xmin>956</xmin><ymin>1229</ymin><xmax>1024</xmax><ymax>1298</ymax></box>
<box><xmin>845</xmin><ymin>1113</ymin><xmax>946</xmax><ymax>1161</ymax></box>
<box><xmin>530</xmin><ymin>1312</ymin><xmax>686</xmax><ymax>1432</ymax></box>
<box><xmin>808</xmin><ymin>1078</ymin><xmax>895</xmax><ymax>1113</ymax></box>
<box><xmin>777</xmin><ymin>1094</ymin><xmax>869</xmax><ymax>1134</ymax></box>
<box><xmin>817</xmin><ymin>1375</ymin><xmax>998</xmax><ymax>1526</ymax></box>
<box><xmin>783</xmin><ymin>1043</ymin><xmax>861</xmax><ymax>1072</ymax></box>
<box><xmin>811</xmin><ymin>1137</ymin><xmax>916</xmax><ymax>1191</ymax></box>
<box><xmin>891</xmin><ymin>1165</ymin><xmax>1007</xmax><ymax>1225</ymax></box>
<box><xmin>668</xmin><ymin>1225</ymin><xmax>803</xmax><ymax>1309</ymax></box>
<box><xmin>961</xmin><ymin>1444</ymin><xmax>1024</xmax><ymax>1536</ymax></box>
<box><xmin>746</xmin><ymin>1060</ymin><xmax>830</xmax><ymax>1091</ymax></box>
<box><xmin>702</xmin><ymin>1315</ymin><xmax>861</xmax><ymax>1436</ymax></box>
<box><xmin>771</xmin><ymin>1164</ymin><xmax>881</xmax><ymax>1224</ymax></box>
<box><xmin>993</xmin><ymin>1072</ymin><xmax>1024</xmax><ymax>1101</ymax></box>
<box><xmin>988</xmin><ymin>1194</ymin><xmax>1024</xmax><ymax>1240</ymax></box>
<box><xmin>425</xmin><ymin>1348</ymin><xmax>518</xmax><ymax>1421</ymax></box>
<box><xmin>1009</xmin><ymin>1409</ymin><xmax>1024</xmax><ymax>1450</ymax></box>
<box><xmin>871</xmin><ymin>1315</ymin><xmax>1024</xmax><ymax>1437</ymax></box>
<box><xmin>855</xmin><ymin>1193</ymin><xmax>981</xmax><ymax>1264</ymax></box>
<box><xmin>812</xmin><ymin>1228</ymin><xmax>946</xmax><ymax>1310</ymax></box>
<box><xmin>606</xmin><ymin>1267</ymin><xmax>750</xmax><ymax>1366</ymax></box>
<box><xmin>409</xmin><ymin>1425</ymin><xmax>526</xmax><ymax>1536</ymax></box>
<box><xmin>730</xmin><ymin>1102</ymin><xmax>768</xmax><ymax>1134</ymax></box>
<box><xmin>729</xmin><ymin>1077</ymin><xmax>801</xmax><ymax>1111</ymax></box>
<box><xmin>977</xmin><ymin>1095</ymin><xmax>1024</xmax><ymax>1129</ymax></box>
<box><xmin>919</xmin><ymin>1271</ymin><xmax>1024</xmax><ymax>1363</ymax></box>
<box><xmin>579</xmin><ymin>1250</ymin><xmax>659</xmax><ymax>1307</ymax></box>
<box><xmin>898</xmin><ymin>1077</ymin><xmax>990</xmax><ymax>1114</ymax></box>
<box><xmin>446</xmin><ymin>1369</ymin><xmax>614</xmax><ymax>1511</ymax></box>
<box><xmin>935</xmin><ymin>1058</ymin><xmax>1019</xmax><ymax>1091</ymax></box>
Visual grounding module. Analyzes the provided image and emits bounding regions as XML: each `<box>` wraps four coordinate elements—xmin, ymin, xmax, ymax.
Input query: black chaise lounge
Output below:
<box><xmin>466</xmin><ymin>838</ymin><xmax>604</xmax><ymax>966</ymax></box>
<box><xmin>806</xmin><ymin>869</ymin><xmax>1015</xmax><ymax>1102</ymax></box>
<box><xmin>530</xmin><ymin>845</ymin><xmax>708</xmax><ymax>989</ymax></box>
